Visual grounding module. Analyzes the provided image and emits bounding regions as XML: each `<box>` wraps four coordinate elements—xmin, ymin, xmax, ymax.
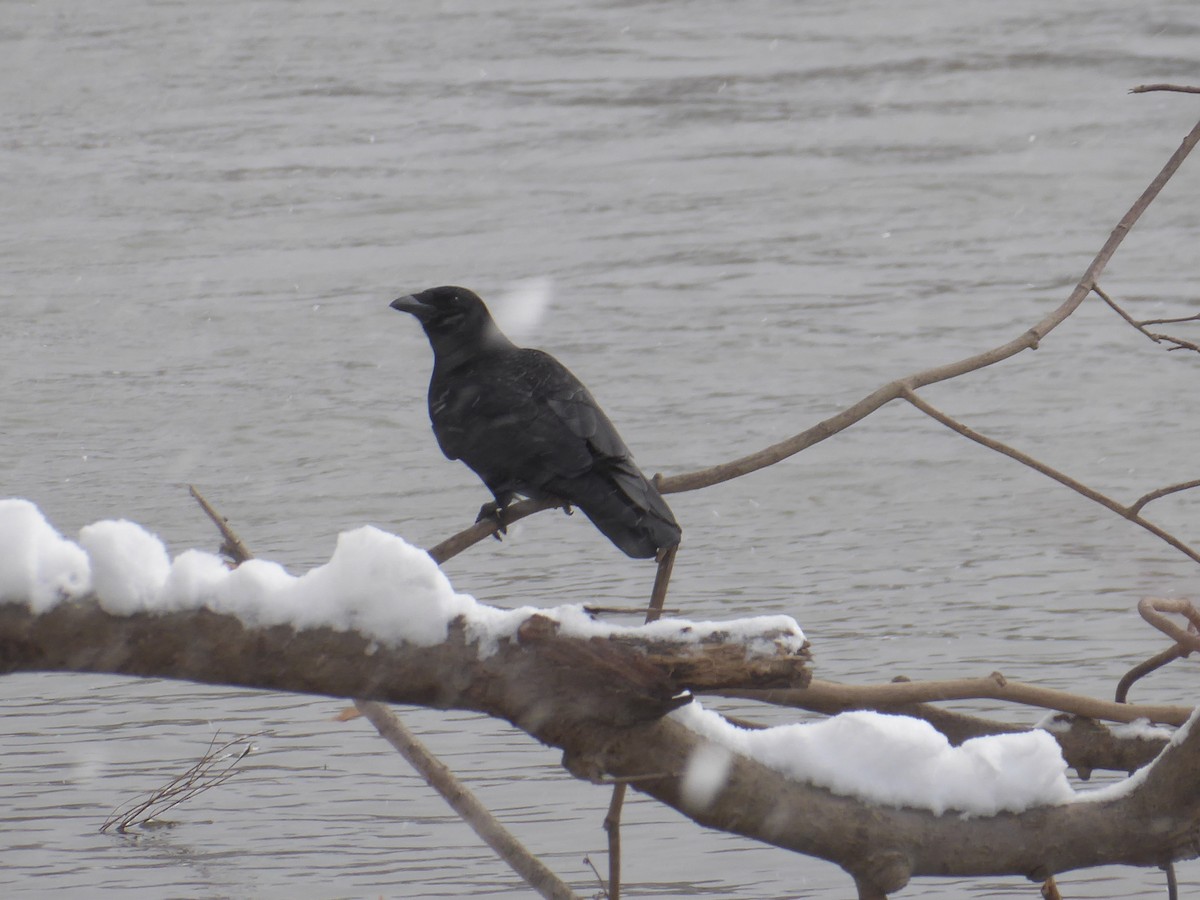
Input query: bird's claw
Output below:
<box><xmin>477</xmin><ymin>501</ymin><xmax>508</xmax><ymax>540</ymax></box>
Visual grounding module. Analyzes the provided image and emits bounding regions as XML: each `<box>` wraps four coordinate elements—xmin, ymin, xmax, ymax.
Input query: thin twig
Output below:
<box><xmin>1093</xmin><ymin>285</ymin><xmax>1200</xmax><ymax>353</ymax></box>
<box><xmin>1115</xmin><ymin>644</ymin><xmax>1191</xmax><ymax>704</ymax></box>
<box><xmin>582</xmin><ymin>856</ymin><xmax>609</xmax><ymax>899</ymax></box>
<box><xmin>652</xmin><ymin>116</ymin><xmax>1200</xmax><ymax>495</ymax></box>
<box><xmin>645</xmin><ymin>545</ymin><xmax>678</xmax><ymax>624</ymax></box>
<box><xmin>584</xmin><ymin>605</ymin><xmax>681</xmax><ymax>616</ymax></box>
<box><xmin>1130</xmin><ymin>479</ymin><xmax>1200</xmax><ymax>516</ymax></box>
<box><xmin>1130</xmin><ymin>84</ymin><xmax>1200</xmax><ymax>94</ymax></box>
<box><xmin>101</xmin><ymin>732</ymin><xmax>259</xmax><ymax>833</ymax></box>
<box><xmin>900</xmin><ymin>389</ymin><xmax>1200</xmax><ymax>567</ymax></box>
<box><xmin>1138</xmin><ymin>597</ymin><xmax>1200</xmax><ymax>653</ymax></box>
<box><xmin>427</xmin><ymin>497</ymin><xmax>560</xmax><ymax>564</ymax></box>
<box><xmin>1141</xmin><ymin>313</ymin><xmax>1200</xmax><ymax>326</ymax></box>
<box><xmin>355</xmin><ymin>700</ymin><xmax>581</xmax><ymax>900</ymax></box>
<box><xmin>603</xmin><ymin>785</ymin><xmax>624</xmax><ymax>900</ymax></box>
<box><xmin>1093</xmin><ymin>284</ymin><xmax>1158</xmax><ymax>338</ymax></box>
<box><xmin>723</xmin><ymin>674</ymin><xmax>1194</xmax><ymax>726</ymax></box>
<box><xmin>605</xmin><ymin>543</ymin><xmax>680</xmax><ymax>900</ymax></box>
<box><xmin>188</xmin><ymin>485</ymin><xmax>254</xmax><ymax>564</ymax></box>
<box><xmin>1041</xmin><ymin>875</ymin><xmax>1063</xmax><ymax>900</ymax></box>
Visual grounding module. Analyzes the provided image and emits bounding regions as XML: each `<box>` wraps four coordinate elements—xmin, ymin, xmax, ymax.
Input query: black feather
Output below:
<box><xmin>390</xmin><ymin>286</ymin><xmax>681</xmax><ymax>558</ymax></box>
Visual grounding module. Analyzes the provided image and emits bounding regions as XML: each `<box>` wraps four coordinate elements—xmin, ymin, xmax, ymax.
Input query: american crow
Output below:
<box><xmin>390</xmin><ymin>286</ymin><xmax>681</xmax><ymax>559</ymax></box>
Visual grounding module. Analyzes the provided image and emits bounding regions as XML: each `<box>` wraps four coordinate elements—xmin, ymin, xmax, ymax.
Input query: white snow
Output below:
<box><xmin>0</xmin><ymin>500</ymin><xmax>805</xmax><ymax>658</ymax></box>
<box><xmin>1107</xmin><ymin>717</ymin><xmax>1176</xmax><ymax>742</ymax></box>
<box><xmin>79</xmin><ymin>519</ymin><xmax>171</xmax><ymax>614</ymax></box>
<box><xmin>672</xmin><ymin>700</ymin><xmax>1078</xmax><ymax>816</ymax></box>
<box><xmin>0</xmin><ymin>499</ymin><xmax>90</xmax><ymax>612</ymax></box>
<box><xmin>1070</xmin><ymin>707</ymin><xmax>1198</xmax><ymax>805</ymax></box>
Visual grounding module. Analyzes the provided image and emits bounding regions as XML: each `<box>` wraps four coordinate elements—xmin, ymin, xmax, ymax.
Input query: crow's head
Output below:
<box><xmin>390</xmin><ymin>286</ymin><xmax>508</xmax><ymax>356</ymax></box>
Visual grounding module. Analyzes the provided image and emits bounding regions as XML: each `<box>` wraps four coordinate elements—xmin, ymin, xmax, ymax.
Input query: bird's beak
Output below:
<box><xmin>390</xmin><ymin>294</ymin><xmax>432</xmax><ymax>320</ymax></box>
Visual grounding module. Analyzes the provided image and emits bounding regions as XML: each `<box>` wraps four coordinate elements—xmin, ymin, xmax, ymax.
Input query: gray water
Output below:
<box><xmin>3</xmin><ymin>0</ymin><xmax>1200</xmax><ymax>896</ymax></box>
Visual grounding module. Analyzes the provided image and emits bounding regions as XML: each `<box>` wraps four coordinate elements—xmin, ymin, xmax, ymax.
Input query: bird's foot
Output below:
<box><xmin>476</xmin><ymin>500</ymin><xmax>508</xmax><ymax>540</ymax></box>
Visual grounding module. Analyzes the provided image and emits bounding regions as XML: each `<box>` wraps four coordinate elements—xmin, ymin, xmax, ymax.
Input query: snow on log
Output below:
<box><xmin>0</xmin><ymin>499</ymin><xmax>810</xmax><ymax>723</ymax></box>
<box><xmin>4</xmin><ymin>498</ymin><xmax>1200</xmax><ymax>893</ymax></box>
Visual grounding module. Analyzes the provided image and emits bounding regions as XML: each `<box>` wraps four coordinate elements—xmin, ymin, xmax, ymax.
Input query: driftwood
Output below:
<box><xmin>0</xmin><ymin>587</ymin><xmax>1198</xmax><ymax>897</ymax></box>
<box><xmin>0</xmin><ymin>599</ymin><xmax>809</xmax><ymax>726</ymax></box>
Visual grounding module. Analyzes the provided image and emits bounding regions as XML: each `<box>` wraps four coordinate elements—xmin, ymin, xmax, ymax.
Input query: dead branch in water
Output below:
<box><xmin>101</xmin><ymin>732</ymin><xmax>259</xmax><ymax>834</ymax></box>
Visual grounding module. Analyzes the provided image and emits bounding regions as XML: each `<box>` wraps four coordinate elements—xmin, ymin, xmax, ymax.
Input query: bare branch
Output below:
<box><xmin>427</xmin><ymin>498</ymin><xmax>562</xmax><ymax>564</ymax></box>
<box><xmin>655</xmin><ymin>116</ymin><xmax>1200</xmax><ymax>495</ymax></box>
<box><xmin>1093</xmin><ymin>285</ymin><xmax>1200</xmax><ymax>354</ymax></box>
<box><xmin>188</xmin><ymin>485</ymin><xmax>254</xmax><ymax>565</ymax></box>
<box><xmin>1130</xmin><ymin>84</ymin><xmax>1200</xmax><ymax>94</ymax></box>
<box><xmin>1116</xmin><ymin>643</ymin><xmax>1191</xmax><ymax>704</ymax></box>
<box><xmin>354</xmin><ymin>700</ymin><xmax>581</xmax><ymax>900</ymax></box>
<box><xmin>1139</xmin><ymin>597</ymin><xmax>1200</xmax><ymax>654</ymax></box>
<box><xmin>900</xmin><ymin>388</ymin><xmax>1200</xmax><ymax>567</ymax></box>
<box><xmin>1093</xmin><ymin>284</ymin><xmax>1160</xmax><ymax>338</ymax></box>
<box><xmin>101</xmin><ymin>732</ymin><xmax>258</xmax><ymax>833</ymax></box>
<box><xmin>721</xmin><ymin>674</ymin><xmax>1194</xmax><ymax>726</ymax></box>
<box><xmin>1141</xmin><ymin>313</ymin><xmax>1200</xmax><ymax>326</ymax></box>
<box><xmin>1130</xmin><ymin>479</ymin><xmax>1200</xmax><ymax>516</ymax></box>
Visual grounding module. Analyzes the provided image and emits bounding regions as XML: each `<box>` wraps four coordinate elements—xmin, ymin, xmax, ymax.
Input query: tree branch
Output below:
<box><xmin>722</xmin><ymin>674</ymin><xmax>1194</xmax><ymax>727</ymax></box>
<box><xmin>1093</xmin><ymin>285</ymin><xmax>1200</xmax><ymax>353</ymax></box>
<box><xmin>353</xmin><ymin>700</ymin><xmax>581</xmax><ymax>900</ymax></box>
<box><xmin>653</xmin><ymin>116</ymin><xmax>1200</xmax><ymax>495</ymax></box>
<box><xmin>2</xmin><ymin>590</ymin><xmax>1199</xmax><ymax>896</ymax></box>
<box><xmin>1130</xmin><ymin>84</ymin><xmax>1200</xmax><ymax>95</ymax></box>
<box><xmin>900</xmin><ymin>388</ymin><xmax>1200</xmax><ymax>566</ymax></box>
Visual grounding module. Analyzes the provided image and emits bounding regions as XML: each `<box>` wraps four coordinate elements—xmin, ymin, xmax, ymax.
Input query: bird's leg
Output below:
<box><xmin>476</xmin><ymin>493</ymin><xmax>513</xmax><ymax>540</ymax></box>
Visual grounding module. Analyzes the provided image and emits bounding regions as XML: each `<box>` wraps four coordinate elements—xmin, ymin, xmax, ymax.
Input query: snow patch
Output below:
<box><xmin>672</xmin><ymin>701</ymin><xmax>1078</xmax><ymax>815</ymax></box>
<box><xmin>0</xmin><ymin>499</ymin><xmax>90</xmax><ymax>612</ymax></box>
<box><xmin>79</xmin><ymin>519</ymin><xmax>171</xmax><ymax>614</ymax></box>
<box><xmin>0</xmin><ymin>500</ymin><xmax>805</xmax><ymax>657</ymax></box>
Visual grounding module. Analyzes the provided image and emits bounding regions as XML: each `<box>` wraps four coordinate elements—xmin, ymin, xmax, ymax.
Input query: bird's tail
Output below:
<box><xmin>552</xmin><ymin>463</ymin><xmax>681</xmax><ymax>559</ymax></box>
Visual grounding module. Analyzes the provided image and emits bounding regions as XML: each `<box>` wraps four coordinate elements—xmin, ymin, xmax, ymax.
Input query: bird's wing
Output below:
<box><xmin>429</xmin><ymin>350</ymin><xmax>599</xmax><ymax>486</ymax></box>
<box><xmin>523</xmin><ymin>349</ymin><xmax>633</xmax><ymax>464</ymax></box>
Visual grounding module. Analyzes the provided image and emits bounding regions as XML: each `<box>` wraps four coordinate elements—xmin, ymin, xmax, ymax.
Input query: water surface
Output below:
<box><xmin>3</xmin><ymin>1</ymin><xmax>1199</xmax><ymax>896</ymax></box>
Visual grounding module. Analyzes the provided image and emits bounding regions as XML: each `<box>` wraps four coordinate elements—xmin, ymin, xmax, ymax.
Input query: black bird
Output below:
<box><xmin>390</xmin><ymin>286</ymin><xmax>681</xmax><ymax>559</ymax></box>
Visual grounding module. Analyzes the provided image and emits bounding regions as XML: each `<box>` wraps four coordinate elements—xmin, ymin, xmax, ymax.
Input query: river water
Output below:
<box><xmin>3</xmin><ymin>1</ymin><xmax>1200</xmax><ymax>897</ymax></box>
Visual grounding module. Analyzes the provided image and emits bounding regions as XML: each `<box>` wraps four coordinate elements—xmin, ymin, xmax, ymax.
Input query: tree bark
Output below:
<box><xmin>1</xmin><ymin>593</ymin><xmax>1198</xmax><ymax>895</ymax></box>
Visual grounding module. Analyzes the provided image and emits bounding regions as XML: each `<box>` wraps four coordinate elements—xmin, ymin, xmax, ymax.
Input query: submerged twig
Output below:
<box><xmin>101</xmin><ymin>732</ymin><xmax>259</xmax><ymax>833</ymax></box>
<box><xmin>187</xmin><ymin>489</ymin><xmax>579</xmax><ymax>899</ymax></box>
